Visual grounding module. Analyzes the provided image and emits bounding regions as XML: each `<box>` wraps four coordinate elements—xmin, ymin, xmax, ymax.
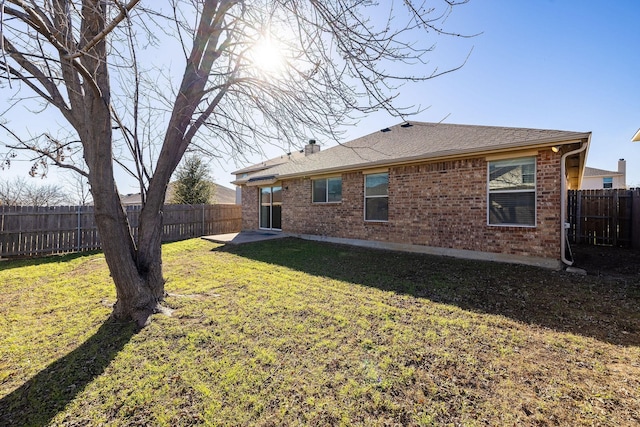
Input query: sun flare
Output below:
<box><xmin>250</xmin><ymin>37</ymin><xmax>286</xmax><ymax>74</ymax></box>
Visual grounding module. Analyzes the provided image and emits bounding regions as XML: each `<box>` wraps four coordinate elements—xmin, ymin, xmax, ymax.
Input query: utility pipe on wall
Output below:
<box><xmin>560</xmin><ymin>140</ymin><xmax>589</xmax><ymax>266</ymax></box>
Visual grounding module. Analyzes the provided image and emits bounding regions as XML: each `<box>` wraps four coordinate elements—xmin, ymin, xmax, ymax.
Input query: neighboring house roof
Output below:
<box><xmin>120</xmin><ymin>193</ymin><xmax>144</xmax><ymax>205</ymax></box>
<box><xmin>583</xmin><ymin>166</ymin><xmax>623</xmax><ymax>177</ymax></box>
<box><xmin>120</xmin><ymin>182</ymin><xmax>237</xmax><ymax>205</ymax></box>
<box><xmin>213</xmin><ymin>184</ymin><xmax>237</xmax><ymax>204</ymax></box>
<box><xmin>234</xmin><ymin>122</ymin><xmax>591</xmax><ymax>184</ymax></box>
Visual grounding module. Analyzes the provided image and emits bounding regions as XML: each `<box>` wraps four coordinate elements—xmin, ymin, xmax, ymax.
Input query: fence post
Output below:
<box><xmin>613</xmin><ymin>189</ymin><xmax>619</xmax><ymax>246</ymax></box>
<box><xmin>77</xmin><ymin>205</ymin><xmax>82</xmax><ymax>252</ymax></box>
<box><xmin>633</xmin><ymin>188</ymin><xmax>640</xmax><ymax>250</ymax></box>
<box><xmin>576</xmin><ymin>190</ymin><xmax>582</xmax><ymax>244</ymax></box>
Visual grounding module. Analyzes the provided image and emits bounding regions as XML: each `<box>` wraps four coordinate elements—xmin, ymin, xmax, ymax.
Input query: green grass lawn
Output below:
<box><xmin>1</xmin><ymin>238</ymin><xmax>638</xmax><ymax>426</ymax></box>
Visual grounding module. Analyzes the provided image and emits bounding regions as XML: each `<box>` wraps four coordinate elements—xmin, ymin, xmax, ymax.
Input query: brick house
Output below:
<box><xmin>233</xmin><ymin>122</ymin><xmax>591</xmax><ymax>269</ymax></box>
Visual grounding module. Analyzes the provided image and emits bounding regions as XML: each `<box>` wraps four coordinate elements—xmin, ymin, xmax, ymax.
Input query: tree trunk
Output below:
<box><xmin>66</xmin><ymin>0</ymin><xmax>168</xmax><ymax>328</ymax></box>
<box><xmin>86</xmin><ymin>135</ymin><xmax>167</xmax><ymax>327</ymax></box>
<box><xmin>94</xmin><ymin>196</ymin><xmax>166</xmax><ymax>327</ymax></box>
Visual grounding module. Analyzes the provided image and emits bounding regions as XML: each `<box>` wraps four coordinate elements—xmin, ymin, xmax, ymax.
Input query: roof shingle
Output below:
<box><xmin>583</xmin><ymin>166</ymin><xmax>623</xmax><ymax>177</ymax></box>
<box><xmin>236</xmin><ymin>122</ymin><xmax>590</xmax><ymax>181</ymax></box>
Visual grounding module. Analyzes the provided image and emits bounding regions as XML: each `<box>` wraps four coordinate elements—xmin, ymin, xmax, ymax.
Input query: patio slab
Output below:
<box><xmin>202</xmin><ymin>230</ymin><xmax>288</xmax><ymax>245</ymax></box>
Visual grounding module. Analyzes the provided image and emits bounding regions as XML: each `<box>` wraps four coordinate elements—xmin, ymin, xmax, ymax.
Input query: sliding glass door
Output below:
<box><xmin>259</xmin><ymin>186</ymin><xmax>282</xmax><ymax>230</ymax></box>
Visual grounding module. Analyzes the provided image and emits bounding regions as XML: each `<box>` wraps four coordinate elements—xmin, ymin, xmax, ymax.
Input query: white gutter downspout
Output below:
<box><xmin>560</xmin><ymin>141</ymin><xmax>589</xmax><ymax>266</ymax></box>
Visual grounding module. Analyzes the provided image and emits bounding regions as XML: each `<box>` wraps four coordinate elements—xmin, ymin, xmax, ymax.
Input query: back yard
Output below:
<box><xmin>0</xmin><ymin>238</ymin><xmax>638</xmax><ymax>426</ymax></box>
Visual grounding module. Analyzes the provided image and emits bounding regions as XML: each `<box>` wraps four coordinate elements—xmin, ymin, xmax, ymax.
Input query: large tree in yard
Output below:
<box><xmin>0</xmin><ymin>0</ymin><xmax>472</xmax><ymax>326</ymax></box>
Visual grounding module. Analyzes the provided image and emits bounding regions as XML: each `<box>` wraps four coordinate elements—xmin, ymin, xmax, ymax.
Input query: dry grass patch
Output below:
<box><xmin>1</xmin><ymin>238</ymin><xmax>638</xmax><ymax>426</ymax></box>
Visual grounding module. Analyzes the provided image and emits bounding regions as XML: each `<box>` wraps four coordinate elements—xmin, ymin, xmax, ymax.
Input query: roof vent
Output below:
<box><xmin>381</xmin><ymin>127</ymin><xmax>391</xmax><ymax>132</ymax></box>
<box><xmin>400</xmin><ymin>122</ymin><xmax>413</xmax><ymax>128</ymax></box>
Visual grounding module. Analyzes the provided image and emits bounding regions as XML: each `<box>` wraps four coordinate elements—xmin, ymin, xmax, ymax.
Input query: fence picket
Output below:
<box><xmin>567</xmin><ymin>188</ymin><xmax>638</xmax><ymax>248</ymax></box>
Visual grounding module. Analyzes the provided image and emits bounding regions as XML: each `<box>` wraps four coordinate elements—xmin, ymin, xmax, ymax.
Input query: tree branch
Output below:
<box><xmin>63</xmin><ymin>0</ymin><xmax>141</xmax><ymax>60</ymax></box>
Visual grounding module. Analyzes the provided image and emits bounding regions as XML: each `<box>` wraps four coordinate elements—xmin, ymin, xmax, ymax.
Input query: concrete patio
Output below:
<box><xmin>202</xmin><ymin>230</ymin><xmax>289</xmax><ymax>245</ymax></box>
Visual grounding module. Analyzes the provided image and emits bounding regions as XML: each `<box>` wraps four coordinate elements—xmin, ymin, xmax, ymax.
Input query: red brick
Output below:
<box><xmin>240</xmin><ymin>150</ymin><xmax>563</xmax><ymax>260</ymax></box>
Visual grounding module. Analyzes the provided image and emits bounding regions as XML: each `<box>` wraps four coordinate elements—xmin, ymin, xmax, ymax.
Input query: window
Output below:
<box><xmin>603</xmin><ymin>177</ymin><xmax>613</xmax><ymax>189</ymax></box>
<box><xmin>488</xmin><ymin>157</ymin><xmax>536</xmax><ymax>226</ymax></box>
<box><xmin>312</xmin><ymin>177</ymin><xmax>342</xmax><ymax>203</ymax></box>
<box><xmin>365</xmin><ymin>172</ymin><xmax>388</xmax><ymax>221</ymax></box>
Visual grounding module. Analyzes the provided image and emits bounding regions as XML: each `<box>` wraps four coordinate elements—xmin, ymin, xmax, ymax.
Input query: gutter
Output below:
<box><xmin>246</xmin><ymin>175</ymin><xmax>278</xmax><ymax>186</ymax></box>
<box><xmin>560</xmin><ymin>139</ymin><xmax>590</xmax><ymax>266</ymax></box>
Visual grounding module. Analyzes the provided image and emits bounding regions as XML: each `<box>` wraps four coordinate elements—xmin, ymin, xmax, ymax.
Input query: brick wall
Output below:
<box><xmin>241</xmin><ymin>185</ymin><xmax>259</xmax><ymax>230</ymax></box>
<box><xmin>241</xmin><ymin>149</ymin><xmax>563</xmax><ymax>260</ymax></box>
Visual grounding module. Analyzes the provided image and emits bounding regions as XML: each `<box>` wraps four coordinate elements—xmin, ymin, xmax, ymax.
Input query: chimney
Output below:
<box><xmin>618</xmin><ymin>158</ymin><xmax>626</xmax><ymax>174</ymax></box>
<box><xmin>304</xmin><ymin>139</ymin><xmax>320</xmax><ymax>156</ymax></box>
<box><xmin>618</xmin><ymin>159</ymin><xmax>626</xmax><ymax>187</ymax></box>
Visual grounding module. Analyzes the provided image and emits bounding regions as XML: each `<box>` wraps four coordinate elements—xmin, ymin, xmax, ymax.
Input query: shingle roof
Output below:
<box><xmin>233</xmin><ymin>151</ymin><xmax>306</xmax><ymax>175</ymax></box>
<box><xmin>236</xmin><ymin>122</ymin><xmax>591</xmax><ymax>182</ymax></box>
<box><xmin>583</xmin><ymin>166</ymin><xmax>622</xmax><ymax>177</ymax></box>
<box><xmin>120</xmin><ymin>183</ymin><xmax>237</xmax><ymax>205</ymax></box>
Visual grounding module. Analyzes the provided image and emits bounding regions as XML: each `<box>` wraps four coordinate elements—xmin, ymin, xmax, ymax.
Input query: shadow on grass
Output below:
<box><xmin>0</xmin><ymin>250</ymin><xmax>103</xmax><ymax>272</ymax></box>
<box><xmin>218</xmin><ymin>238</ymin><xmax>640</xmax><ymax>347</ymax></box>
<box><xmin>0</xmin><ymin>320</ymin><xmax>136</xmax><ymax>427</ymax></box>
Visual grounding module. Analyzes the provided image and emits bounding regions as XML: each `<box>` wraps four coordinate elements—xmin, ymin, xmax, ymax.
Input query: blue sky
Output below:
<box><xmin>326</xmin><ymin>0</ymin><xmax>640</xmax><ymax>187</ymax></box>
<box><xmin>2</xmin><ymin>0</ymin><xmax>639</xmax><ymax>191</ymax></box>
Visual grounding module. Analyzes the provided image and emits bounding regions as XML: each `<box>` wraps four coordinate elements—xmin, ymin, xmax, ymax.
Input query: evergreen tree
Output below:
<box><xmin>172</xmin><ymin>156</ymin><xmax>213</xmax><ymax>205</ymax></box>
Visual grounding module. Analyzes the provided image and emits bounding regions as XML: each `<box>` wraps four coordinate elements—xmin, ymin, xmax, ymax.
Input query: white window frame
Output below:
<box><xmin>364</xmin><ymin>172</ymin><xmax>389</xmax><ymax>222</ymax></box>
<box><xmin>312</xmin><ymin>177</ymin><xmax>342</xmax><ymax>203</ymax></box>
<box><xmin>487</xmin><ymin>156</ymin><xmax>536</xmax><ymax>227</ymax></box>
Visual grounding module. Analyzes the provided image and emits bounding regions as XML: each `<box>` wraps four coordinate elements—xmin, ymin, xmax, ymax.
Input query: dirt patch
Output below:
<box><xmin>571</xmin><ymin>244</ymin><xmax>640</xmax><ymax>277</ymax></box>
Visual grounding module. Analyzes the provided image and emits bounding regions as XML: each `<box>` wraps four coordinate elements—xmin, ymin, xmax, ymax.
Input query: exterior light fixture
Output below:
<box><xmin>632</xmin><ymin>128</ymin><xmax>640</xmax><ymax>142</ymax></box>
<box><xmin>551</xmin><ymin>146</ymin><xmax>561</xmax><ymax>153</ymax></box>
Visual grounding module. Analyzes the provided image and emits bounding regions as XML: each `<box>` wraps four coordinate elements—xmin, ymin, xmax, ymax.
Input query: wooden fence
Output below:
<box><xmin>0</xmin><ymin>204</ymin><xmax>242</xmax><ymax>258</ymax></box>
<box><xmin>567</xmin><ymin>188</ymin><xmax>640</xmax><ymax>248</ymax></box>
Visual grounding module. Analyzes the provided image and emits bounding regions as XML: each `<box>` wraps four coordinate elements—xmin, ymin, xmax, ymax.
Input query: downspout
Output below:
<box><xmin>560</xmin><ymin>141</ymin><xmax>589</xmax><ymax>266</ymax></box>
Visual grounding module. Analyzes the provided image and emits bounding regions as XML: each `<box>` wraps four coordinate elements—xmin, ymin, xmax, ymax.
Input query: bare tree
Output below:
<box><xmin>0</xmin><ymin>0</ymin><xmax>472</xmax><ymax>326</ymax></box>
<box><xmin>0</xmin><ymin>176</ymin><xmax>68</xmax><ymax>206</ymax></box>
<box><xmin>0</xmin><ymin>176</ymin><xmax>28</xmax><ymax>206</ymax></box>
<box><xmin>25</xmin><ymin>181</ymin><xmax>69</xmax><ymax>206</ymax></box>
<box><xmin>61</xmin><ymin>171</ymin><xmax>93</xmax><ymax>205</ymax></box>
